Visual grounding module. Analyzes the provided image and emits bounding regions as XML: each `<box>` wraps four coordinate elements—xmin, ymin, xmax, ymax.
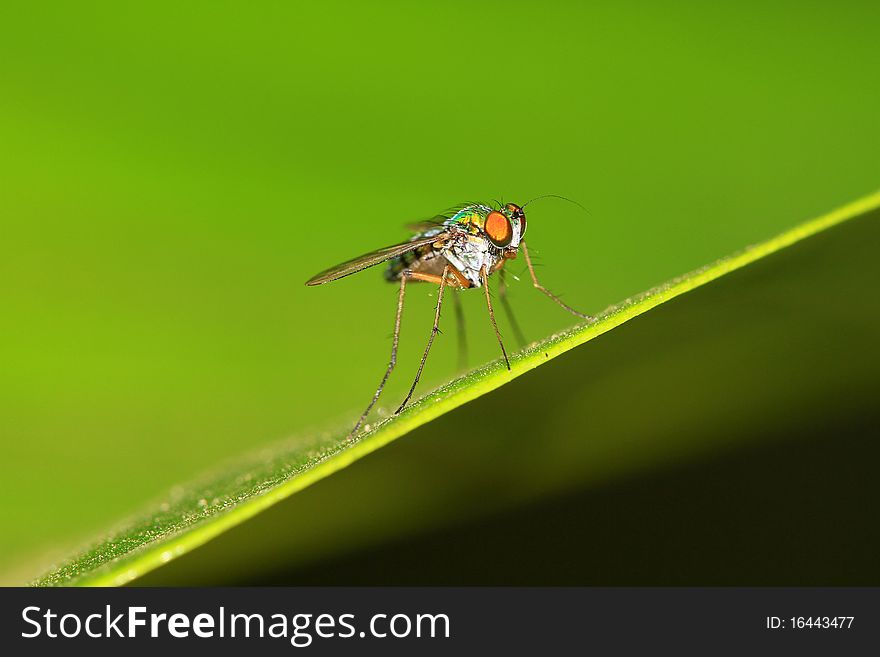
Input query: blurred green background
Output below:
<box><xmin>2</xmin><ymin>0</ymin><xmax>879</xmax><ymax>581</ymax></box>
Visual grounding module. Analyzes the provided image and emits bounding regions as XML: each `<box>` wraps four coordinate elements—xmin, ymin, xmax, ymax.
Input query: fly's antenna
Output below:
<box><xmin>522</xmin><ymin>194</ymin><xmax>589</xmax><ymax>215</ymax></box>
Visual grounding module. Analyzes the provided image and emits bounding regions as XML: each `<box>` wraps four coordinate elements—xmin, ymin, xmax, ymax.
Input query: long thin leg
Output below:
<box><xmin>480</xmin><ymin>266</ymin><xmax>511</xmax><ymax>371</ymax></box>
<box><xmin>498</xmin><ymin>268</ymin><xmax>527</xmax><ymax>348</ymax></box>
<box><xmin>394</xmin><ymin>265</ymin><xmax>450</xmax><ymax>414</ymax></box>
<box><xmin>521</xmin><ymin>240</ymin><xmax>595</xmax><ymax>320</ymax></box>
<box><xmin>452</xmin><ymin>289</ymin><xmax>468</xmax><ymax>371</ymax></box>
<box><xmin>348</xmin><ymin>276</ymin><xmax>407</xmax><ymax>439</ymax></box>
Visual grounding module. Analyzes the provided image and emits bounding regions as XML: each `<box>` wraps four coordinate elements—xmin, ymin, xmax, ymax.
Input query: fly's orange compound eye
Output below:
<box><xmin>485</xmin><ymin>210</ymin><xmax>513</xmax><ymax>247</ymax></box>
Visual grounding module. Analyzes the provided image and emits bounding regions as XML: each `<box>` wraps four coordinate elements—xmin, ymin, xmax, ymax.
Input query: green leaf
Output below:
<box><xmin>34</xmin><ymin>191</ymin><xmax>880</xmax><ymax>586</ymax></box>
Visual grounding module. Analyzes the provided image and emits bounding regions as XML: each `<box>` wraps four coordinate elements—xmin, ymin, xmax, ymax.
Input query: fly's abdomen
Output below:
<box><xmin>385</xmin><ymin>245</ymin><xmax>447</xmax><ymax>282</ymax></box>
<box><xmin>384</xmin><ymin>251</ymin><xmax>414</xmax><ymax>281</ymax></box>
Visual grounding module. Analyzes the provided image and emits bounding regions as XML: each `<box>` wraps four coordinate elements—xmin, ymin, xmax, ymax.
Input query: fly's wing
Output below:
<box><xmin>305</xmin><ymin>232</ymin><xmax>450</xmax><ymax>286</ymax></box>
<box><xmin>404</xmin><ymin>218</ymin><xmax>447</xmax><ymax>232</ymax></box>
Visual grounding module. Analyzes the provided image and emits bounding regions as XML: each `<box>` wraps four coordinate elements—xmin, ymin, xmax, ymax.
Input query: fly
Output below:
<box><xmin>305</xmin><ymin>198</ymin><xmax>594</xmax><ymax>439</ymax></box>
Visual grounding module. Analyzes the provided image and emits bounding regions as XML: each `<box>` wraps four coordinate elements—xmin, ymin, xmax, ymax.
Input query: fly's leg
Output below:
<box><xmin>394</xmin><ymin>265</ymin><xmax>451</xmax><ymax>415</ymax></box>
<box><xmin>498</xmin><ymin>268</ymin><xmax>527</xmax><ymax>348</ymax></box>
<box><xmin>480</xmin><ymin>265</ymin><xmax>511</xmax><ymax>371</ymax></box>
<box><xmin>452</xmin><ymin>289</ymin><xmax>468</xmax><ymax>371</ymax></box>
<box><xmin>348</xmin><ymin>275</ymin><xmax>407</xmax><ymax>440</ymax></box>
<box><xmin>521</xmin><ymin>240</ymin><xmax>595</xmax><ymax>321</ymax></box>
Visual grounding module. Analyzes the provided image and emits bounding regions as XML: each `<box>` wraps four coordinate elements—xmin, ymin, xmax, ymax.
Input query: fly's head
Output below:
<box><xmin>484</xmin><ymin>203</ymin><xmax>527</xmax><ymax>258</ymax></box>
